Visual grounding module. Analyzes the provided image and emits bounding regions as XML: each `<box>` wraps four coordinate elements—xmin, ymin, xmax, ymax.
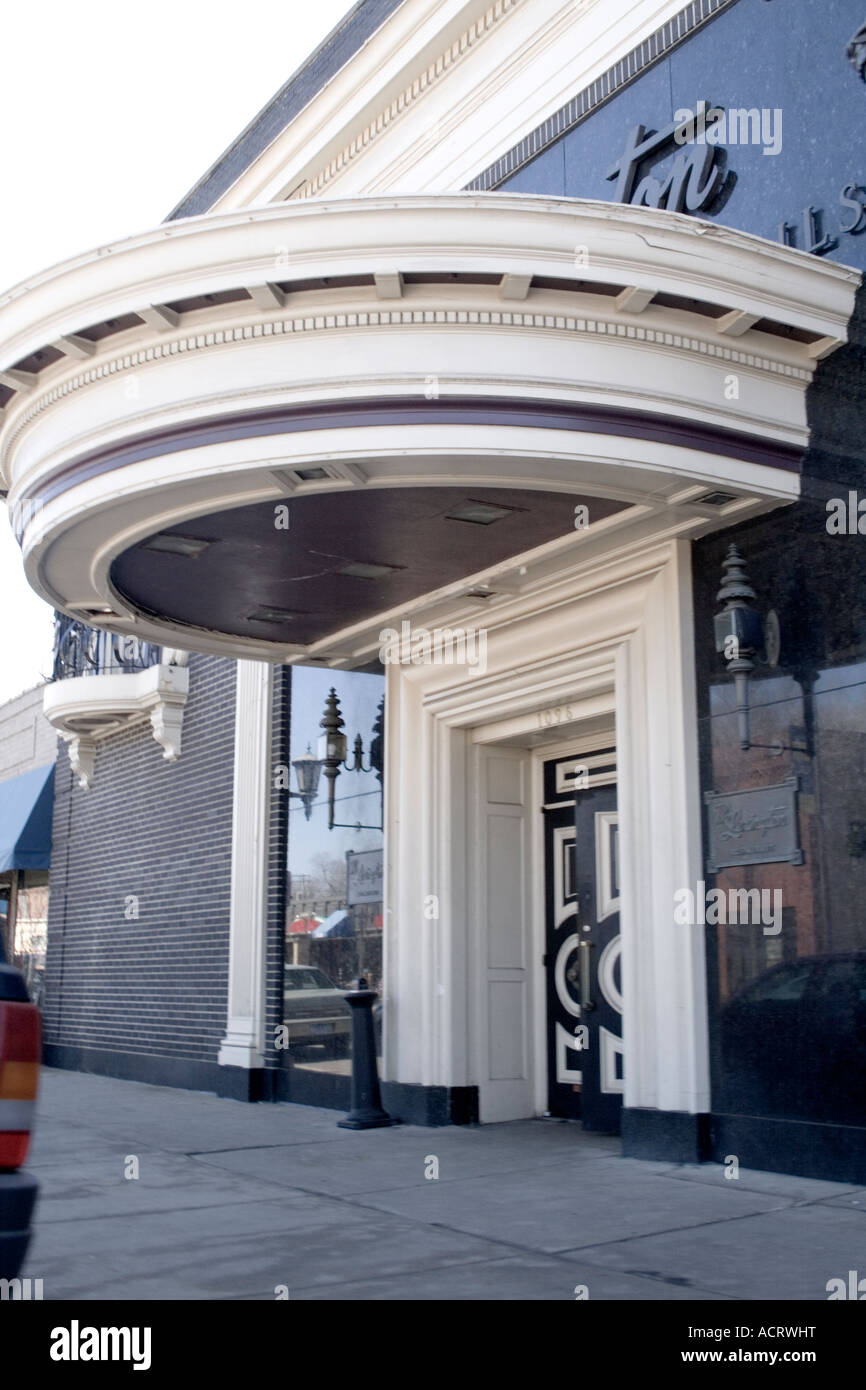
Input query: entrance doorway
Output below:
<box><xmin>542</xmin><ymin>750</ymin><xmax>623</xmax><ymax>1132</ymax></box>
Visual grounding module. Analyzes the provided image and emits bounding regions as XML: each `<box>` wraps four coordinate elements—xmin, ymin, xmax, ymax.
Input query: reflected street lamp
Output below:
<box><xmin>318</xmin><ymin>689</ymin><xmax>384</xmax><ymax>830</ymax></box>
<box><xmin>289</xmin><ymin>745</ymin><xmax>323</xmax><ymax>821</ymax></box>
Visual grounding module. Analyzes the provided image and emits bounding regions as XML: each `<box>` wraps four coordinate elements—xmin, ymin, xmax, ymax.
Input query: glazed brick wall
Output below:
<box><xmin>43</xmin><ymin>653</ymin><xmax>238</xmax><ymax>1068</ymax></box>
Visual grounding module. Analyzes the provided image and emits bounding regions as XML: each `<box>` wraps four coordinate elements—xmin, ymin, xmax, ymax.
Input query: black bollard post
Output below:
<box><xmin>337</xmin><ymin>977</ymin><xmax>396</xmax><ymax>1130</ymax></box>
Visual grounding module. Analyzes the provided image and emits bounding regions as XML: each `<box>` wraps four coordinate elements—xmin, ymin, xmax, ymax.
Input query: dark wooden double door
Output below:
<box><xmin>543</xmin><ymin>760</ymin><xmax>622</xmax><ymax>1133</ymax></box>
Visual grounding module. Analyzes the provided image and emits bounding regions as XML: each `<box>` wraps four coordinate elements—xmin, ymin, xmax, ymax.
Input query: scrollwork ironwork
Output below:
<box><xmin>51</xmin><ymin>613</ymin><xmax>162</xmax><ymax>681</ymax></box>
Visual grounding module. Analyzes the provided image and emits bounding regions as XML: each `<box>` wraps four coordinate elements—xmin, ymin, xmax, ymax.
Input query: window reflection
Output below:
<box><xmin>283</xmin><ymin>667</ymin><xmax>385</xmax><ymax>1093</ymax></box>
<box><xmin>706</xmin><ymin>659</ymin><xmax>866</xmax><ymax>1126</ymax></box>
<box><xmin>284</xmin><ymin>898</ymin><xmax>383</xmax><ymax>1078</ymax></box>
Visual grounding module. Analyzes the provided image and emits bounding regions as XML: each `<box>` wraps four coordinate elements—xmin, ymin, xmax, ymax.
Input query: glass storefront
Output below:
<box><xmin>695</xmin><ymin>483</ymin><xmax>866</xmax><ymax>1133</ymax></box>
<box><xmin>0</xmin><ymin>870</ymin><xmax>49</xmax><ymax>1005</ymax></box>
<box><xmin>281</xmin><ymin>667</ymin><xmax>384</xmax><ymax>1102</ymax></box>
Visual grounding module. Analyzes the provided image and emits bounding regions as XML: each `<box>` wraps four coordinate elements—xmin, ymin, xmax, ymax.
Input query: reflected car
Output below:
<box><xmin>719</xmin><ymin>952</ymin><xmax>866</xmax><ymax>1123</ymax></box>
<box><xmin>283</xmin><ymin>966</ymin><xmax>351</xmax><ymax>1058</ymax></box>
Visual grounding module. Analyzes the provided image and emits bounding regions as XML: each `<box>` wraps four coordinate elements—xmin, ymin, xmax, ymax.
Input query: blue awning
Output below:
<box><xmin>313</xmin><ymin>909</ymin><xmax>352</xmax><ymax>938</ymax></box>
<box><xmin>0</xmin><ymin>764</ymin><xmax>55</xmax><ymax>873</ymax></box>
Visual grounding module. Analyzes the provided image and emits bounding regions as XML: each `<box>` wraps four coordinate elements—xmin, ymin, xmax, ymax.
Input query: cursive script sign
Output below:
<box><xmin>346</xmin><ymin>848</ymin><xmax>383</xmax><ymax>905</ymax></box>
<box><xmin>704</xmin><ymin>778</ymin><xmax>802</xmax><ymax>872</ymax></box>
<box><xmin>606</xmin><ymin>114</ymin><xmax>730</xmax><ymax>214</ymax></box>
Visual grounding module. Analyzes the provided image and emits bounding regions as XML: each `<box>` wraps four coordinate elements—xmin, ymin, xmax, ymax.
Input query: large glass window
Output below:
<box><xmin>0</xmin><ymin>870</ymin><xmax>49</xmax><ymax>1006</ymax></box>
<box><xmin>283</xmin><ymin>668</ymin><xmax>384</xmax><ymax>1097</ymax></box>
<box><xmin>695</xmin><ymin>506</ymin><xmax>866</xmax><ymax>1132</ymax></box>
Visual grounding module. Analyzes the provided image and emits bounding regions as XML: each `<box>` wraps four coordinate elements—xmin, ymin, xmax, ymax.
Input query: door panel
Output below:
<box><xmin>544</xmin><ymin>807</ymin><xmax>583</xmax><ymax>1117</ymax></box>
<box><xmin>576</xmin><ymin>785</ymin><xmax>622</xmax><ymax>1132</ymax></box>
<box><xmin>476</xmin><ymin>747</ymin><xmax>533</xmax><ymax>1121</ymax></box>
<box><xmin>543</xmin><ymin>754</ymin><xmax>621</xmax><ymax>1130</ymax></box>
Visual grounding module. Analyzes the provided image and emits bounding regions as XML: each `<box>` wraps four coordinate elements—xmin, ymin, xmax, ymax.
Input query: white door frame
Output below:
<box><xmin>383</xmin><ymin>534</ymin><xmax>708</xmax><ymax>1121</ymax></box>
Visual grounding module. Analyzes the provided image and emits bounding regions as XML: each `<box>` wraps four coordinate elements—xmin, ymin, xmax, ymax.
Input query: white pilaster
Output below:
<box><xmin>616</xmin><ymin>540</ymin><xmax>709</xmax><ymax>1115</ymax></box>
<box><xmin>218</xmin><ymin>660</ymin><xmax>273</xmax><ymax>1070</ymax></box>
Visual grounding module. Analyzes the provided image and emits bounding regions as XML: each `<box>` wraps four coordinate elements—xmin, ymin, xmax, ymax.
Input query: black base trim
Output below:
<box><xmin>214</xmin><ymin>1066</ymin><xmax>266</xmax><ymax>1102</ymax></box>
<box><xmin>42</xmin><ymin>1043</ymin><xmax>224</xmax><ymax>1095</ymax></box>
<box><xmin>621</xmin><ymin>1107</ymin><xmax>712</xmax><ymax>1163</ymax></box>
<box><xmin>269</xmin><ymin>1070</ymin><xmax>478</xmax><ymax>1124</ymax></box>
<box><xmin>380</xmin><ymin>1081</ymin><xmax>480</xmax><ymax>1126</ymax></box>
<box><xmin>709</xmin><ymin>1112</ymin><xmax>866</xmax><ymax>1186</ymax></box>
<box><xmin>272</xmin><ymin>1064</ymin><xmax>351</xmax><ymax>1111</ymax></box>
<box><xmin>42</xmin><ymin>1045</ymin><xmax>480</xmax><ymax>1127</ymax></box>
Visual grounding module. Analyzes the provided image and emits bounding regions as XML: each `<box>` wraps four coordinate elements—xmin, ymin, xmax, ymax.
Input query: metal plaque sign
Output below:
<box><xmin>704</xmin><ymin>778</ymin><xmax>803</xmax><ymax>872</ymax></box>
<box><xmin>346</xmin><ymin>849</ymin><xmax>383</xmax><ymax>905</ymax></box>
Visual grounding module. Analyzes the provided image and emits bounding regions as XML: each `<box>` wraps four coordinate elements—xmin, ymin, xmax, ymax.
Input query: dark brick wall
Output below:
<box><xmin>43</xmin><ymin>653</ymin><xmax>238</xmax><ymax>1071</ymax></box>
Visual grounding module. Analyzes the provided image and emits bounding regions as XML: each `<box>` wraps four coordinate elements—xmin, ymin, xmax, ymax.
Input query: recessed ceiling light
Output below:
<box><xmin>445</xmin><ymin>501</ymin><xmax>517</xmax><ymax>525</ymax></box>
<box><xmin>336</xmin><ymin>561</ymin><xmax>401</xmax><ymax>580</ymax></box>
<box><xmin>294</xmin><ymin>467</ymin><xmax>328</xmax><ymax>481</ymax></box>
<box><xmin>697</xmin><ymin>491</ymin><xmax>737</xmax><ymax>506</ymax></box>
<box><xmin>248</xmin><ymin>605</ymin><xmax>298</xmax><ymax>623</ymax></box>
<box><xmin>143</xmin><ymin>533</ymin><xmax>210</xmax><ymax>558</ymax></box>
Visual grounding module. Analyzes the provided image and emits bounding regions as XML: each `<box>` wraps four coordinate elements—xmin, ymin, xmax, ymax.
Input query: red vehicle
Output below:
<box><xmin>0</xmin><ymin>930</ymin><xmax>40</xmax><ymax>1279</ymax></box>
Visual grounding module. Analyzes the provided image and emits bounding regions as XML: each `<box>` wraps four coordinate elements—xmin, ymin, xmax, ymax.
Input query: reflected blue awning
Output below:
<box><xmin>313</xmin><ymin>909</ymin><xmax>351</xmax><ymax>938</ymax></box>
<box><xmin>0</xmin><ymin>764</ymin><xmax>55</xmax><ymax>873</ymax></box>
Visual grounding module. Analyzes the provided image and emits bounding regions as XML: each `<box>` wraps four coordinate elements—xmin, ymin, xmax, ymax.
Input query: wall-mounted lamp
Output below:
<box><xmin>714</xmin><ymin>544</ymin><xmax>764</xmax><ymax>751</ymax></box>
<box><xmin>288</xmin><ymin>746</ymin><xmax>323</xmax><ymax>820</ymax></box>
<box><xmin>714</xmin><ymin>543</ymin><xmax>798</xmax><ymax>755</ymax></box>
<box><xmin>318</xmin><ymin>689</ymin><xmax>384</xmax><ymax>830</ymax></box>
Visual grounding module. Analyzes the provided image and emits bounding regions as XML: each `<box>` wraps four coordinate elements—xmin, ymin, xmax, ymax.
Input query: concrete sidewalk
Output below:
<box><xmin>21</xmin><ymin>1069</ymin><xmax>865</xmax><ymax>1301</ymax></box>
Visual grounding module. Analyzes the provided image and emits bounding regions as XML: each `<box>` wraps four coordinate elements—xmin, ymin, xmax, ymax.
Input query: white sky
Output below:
<box><xmin>0</xmin><ymin>0</ymin><xmax>355</xmax><ymax>702</ymax></box>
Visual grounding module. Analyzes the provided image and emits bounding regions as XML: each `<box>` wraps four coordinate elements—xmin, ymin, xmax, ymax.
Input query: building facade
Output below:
<box><xmin>0</xmin><ymin>684</ymin><xmax>57</xmax><ymax>999</ymax></box>
<box><xmin>1</xmin><ymin>0</ymin><xmax>864</xmax><ymax>1180</ymax></box>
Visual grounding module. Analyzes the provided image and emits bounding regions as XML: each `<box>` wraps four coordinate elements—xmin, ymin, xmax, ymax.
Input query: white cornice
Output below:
<box><xmin>0</xmin><ymin>196</ymin><xmax>855</xmax><ymax>401</ymax></box>
<box><xmin>201</xmin><ymin>0</ymin><xmax>703</xmax><ymax>210</ymax></box>
<box><xmin>289</xmin><ymin>0</ymin><xmax>526</xmax><ymax>201</ymax></box>
<box><xmin>1</xmin><ymin>195</ymin><xmax>857</xmax><ymax>668</ymax></box>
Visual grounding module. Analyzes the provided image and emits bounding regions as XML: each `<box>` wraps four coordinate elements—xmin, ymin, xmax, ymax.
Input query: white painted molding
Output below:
<box><xmin>44</xmin><ymin>663</ymin><xmax>190</xmax><ymax>788</ymax></box>
<box><xmin>384</xmin><ymin>534</ymin><xmax>708</xmax><ymax>1117</ymax></box>
<box><xmin>0</xmin><ymin>196</ymin><xmax>856</xmax><ymax>665</ymax></box>
<box><xmin>290</xmin><ymin>0</ymin><xmax>524</xmax><ymax>202</ymax></box>
<box><xmin>60</xmin><ymin>732</ymin><xmax>95</xmax><ymax>791</ymax></box>
<box><xmin>196</xmin><ymin>0</ymin><xmax>699</xmax><ymax>210</ymax></box>
<box><xmin>0</xmin><ymin>197</ymin><xmax>854</xmax><ymax>388</ymax></box>
<box><xmin>149</xmin><ymin>699</ymin><xmax>185</xmax><ymax>762</ymax></box>
<box><xmin>218</xmin><ymin>661</ymin><xmax>273</xmax><ymax>1071</ymax></box>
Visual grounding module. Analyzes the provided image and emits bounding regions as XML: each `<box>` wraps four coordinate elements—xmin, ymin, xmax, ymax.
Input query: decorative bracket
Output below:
<box><xmin>61</xmin><ymin>733</ymin><xmax>96</xmax><ymax>790</ymax></box>
<box><xmin>149</xmin><ymin>694</ymin><xmax>186</xmax><ymax>762</ymax></box>
<box><xmin>48</xmin><ymin>659</ymin><xmax>190</xmax><ymax>788</ymax></box>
